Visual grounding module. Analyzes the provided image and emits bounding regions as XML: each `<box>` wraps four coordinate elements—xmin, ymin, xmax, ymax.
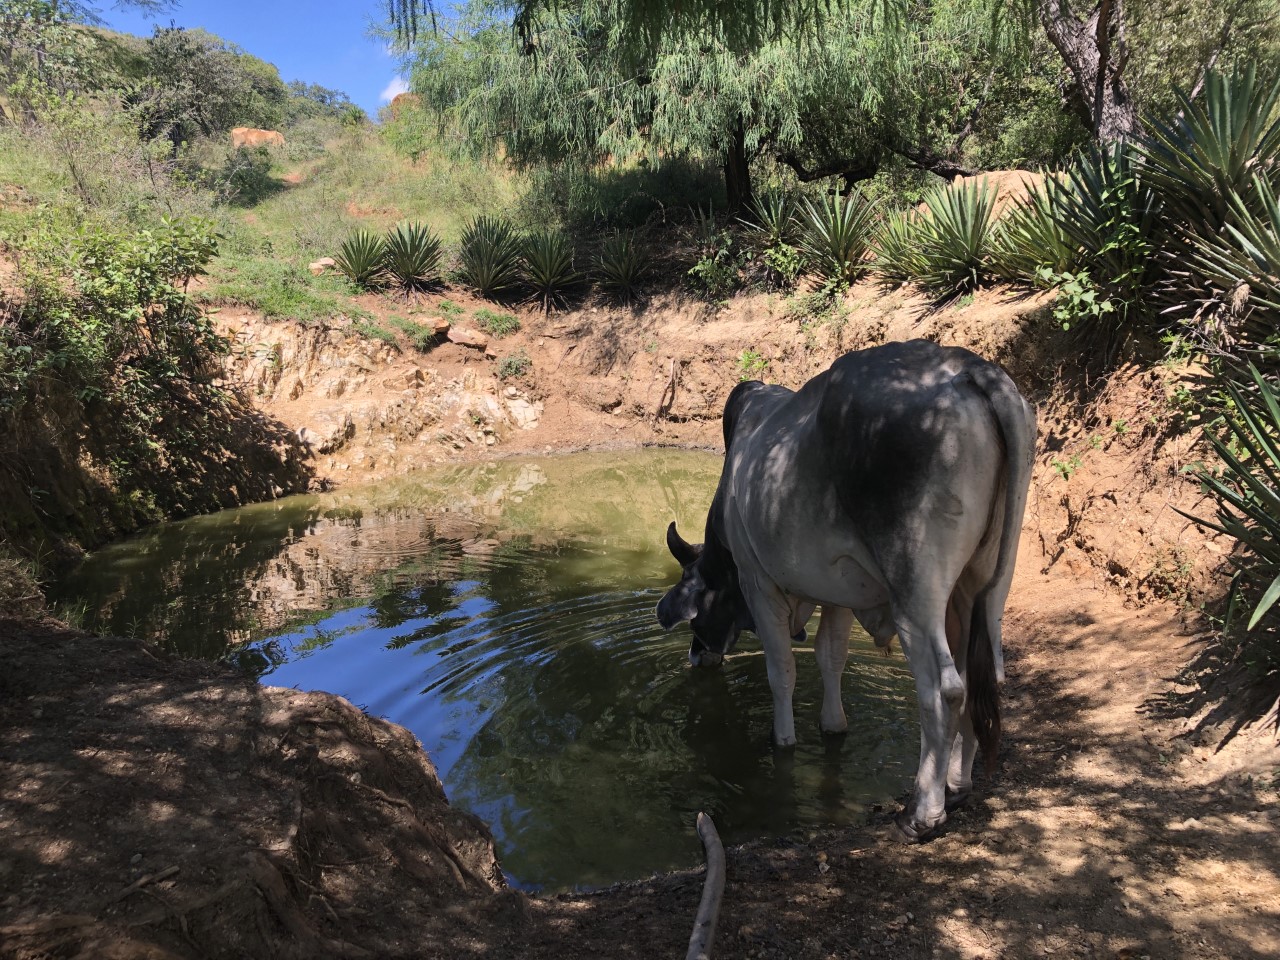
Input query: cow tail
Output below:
<box><xmin>967</xmin><ymin>594</ymin><xmax>1000</xmax><ymax>774</ymax></box>
<box><xmin>965</xmin><ymin>367</ymin><xmax>1035</xmax><ymax>775</ymax></box>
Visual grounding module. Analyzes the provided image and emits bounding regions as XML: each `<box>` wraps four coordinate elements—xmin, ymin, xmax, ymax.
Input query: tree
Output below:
<box><xmin>391</xmin><ymin>0</ymin><xmax>1277</xmax><ymax>149</ymax></box>
<box><xmin>410</xmin><ymin>0</ymin><xmax>1038</xmax><ymax>213</ymax></box>
<box><xmin>130</xmin><ymin>26</ymin><xmax>289</xmax><ymax>150</ymax></box>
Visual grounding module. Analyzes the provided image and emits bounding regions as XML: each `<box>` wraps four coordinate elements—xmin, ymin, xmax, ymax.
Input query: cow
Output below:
<box><xmin>656</xmin><ymin>340</ymin><xmax>1035</xmax><ymax>842</ymax></box>
<box><xmin>230</xmin><ymin>127</ymin><xmax>285</xmax><ymax>150</ymax></box>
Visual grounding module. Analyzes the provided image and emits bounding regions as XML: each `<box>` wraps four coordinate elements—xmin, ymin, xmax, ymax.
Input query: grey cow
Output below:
<box><xmin>657</xmin><ymin>339</ymin><xmax>1035</xmax><ymax>841</ymax></box>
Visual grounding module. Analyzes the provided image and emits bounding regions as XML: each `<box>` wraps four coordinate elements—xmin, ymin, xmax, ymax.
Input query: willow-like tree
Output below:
<box><xmin>408</xmin><ymin>0</ymin><xmax>1036</xmax><ymax>213</ymax></box>
<box><xmin>392</xmin><ymin>0</ymin><xmax>1279</xmax><ymax>146</ymax></box>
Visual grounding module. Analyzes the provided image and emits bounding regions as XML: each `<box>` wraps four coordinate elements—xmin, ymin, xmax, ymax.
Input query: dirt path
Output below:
<box><xmin>3</xmin><ymin>285</ymin><xmax>1278</xmax><ymax>958</ymax></box>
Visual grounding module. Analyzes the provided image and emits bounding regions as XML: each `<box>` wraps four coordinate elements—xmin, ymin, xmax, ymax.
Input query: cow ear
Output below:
<box><xmin>657</xmin><ymin>580</ymin><xmax>700</xmax><ymax>629</ymax></box>
<box><xmin>666</xmin><ymin>521</ymin><xmax>701</xmax><ymax>567</ymax></box>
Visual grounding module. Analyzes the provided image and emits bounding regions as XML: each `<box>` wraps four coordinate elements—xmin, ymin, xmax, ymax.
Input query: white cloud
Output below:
<box><xmin>379</xmin><ymin>76</ymin><xmax>409</xmax><ymax>103</ymax></box>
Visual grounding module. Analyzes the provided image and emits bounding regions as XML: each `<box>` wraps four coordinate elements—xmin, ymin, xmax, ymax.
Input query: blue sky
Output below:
<box><xmin>102</xmin><ymin>1</ymin><xmax>409</xmax><ymax>117</ymax></box>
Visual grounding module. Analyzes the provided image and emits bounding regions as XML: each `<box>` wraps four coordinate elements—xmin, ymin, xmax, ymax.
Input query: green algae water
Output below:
<box><xmin>55</xmin><ymin>450</ymin><xmax>918</xmax><ymax>891</ymax></box>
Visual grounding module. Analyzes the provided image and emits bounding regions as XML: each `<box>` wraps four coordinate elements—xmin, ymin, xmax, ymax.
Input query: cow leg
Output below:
<box><xmin>745</xmin><ymin>585</ymin><xmax>799</xmax><ymax>747</ymax></box>
<box><xmin>814</xmin><ymin>605</ymin><xmax>853</xmax><ymax>734</ymax></box>
<box><xmin>945</xmin><ymin>714</ymin><xmax>979</xmax><ymax>811</ymax></box>
<box><xmin>893</xmin><ymin>613</ymin><xmax>963</xmax><ymax>843</ymax></box>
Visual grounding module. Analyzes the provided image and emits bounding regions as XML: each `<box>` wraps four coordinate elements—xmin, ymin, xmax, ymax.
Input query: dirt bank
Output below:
<box><xmin>3</xmin><ymin>283</ymin><xmax>1278</xmax><ymax>958</ymax></box>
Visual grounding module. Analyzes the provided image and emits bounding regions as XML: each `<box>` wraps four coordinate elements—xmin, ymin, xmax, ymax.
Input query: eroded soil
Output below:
<box><xmin>3</xmin><ymin>281</ymin><xmax>1278</xmax><ymax>958</ymax></box>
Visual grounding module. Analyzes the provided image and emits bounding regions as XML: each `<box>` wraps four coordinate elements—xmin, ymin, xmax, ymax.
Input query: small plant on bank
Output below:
<box><xmin>736</xmin><ymin>348</ymin><xmax>769</xmax><ymax>381</ymax></box>
<box><xmin>333</xmin><ymin>229</ymin><xmax>387</xmax><ymax>288</ymax></box>
<box><xmin>436</xmin><ymin>298</ymin><xmax>465</xmax><ymax>319</ymax></box>
<box><xmin>382</xmin><ymin>220</ymin><xmax>444</xmax><ymax>291</ymax></box>
<box><xmin>460</xmin><ymin>215</ymin><xmax>524</xmax><ymax>299</ymax></box>
<box><xmin>595</xmin><ymin>231</ymin><xmax>649</xmax><ymax>303</ymax></box>
<box><xmin>799</xmin><ymin>191</ymin><xmax>879</xmax><ymax>288</ymax></box>
<box><xmin>497</xmin><ymin>349</ymin><xmax>532</xmax><ymax>379</ymax></box>
<box><xmin>521</xmin><ymin>228</ymin><xmax>582</xmax><ymax>311</ymax></box>
<box><xmin>688</xmin><ymin>223</ymin><xmax>746</xmax><ymax>300</ymax></box>
<box><xmin>474</xmin><ymin>308</ymin><xmax>520</xmax><ymax>337</ymax></box>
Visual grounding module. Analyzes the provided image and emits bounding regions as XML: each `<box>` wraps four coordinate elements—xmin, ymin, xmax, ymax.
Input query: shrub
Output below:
<box><xmin>595</xmin><ymin>231</ymin><xmax>649</xmax><ymax>303</ymax></box>
<box><xmin>497</xmin><ymin>349</ymin><xmax>531</xmax><ymax>379</ymax></box>
<box><xmin>474</xmin><ymin>308</ymin><xmax>520</xmax><ymax>337</ymax></box>
<box><xmin>383</xmin><ymin>220</ymin><xmax>444</xmax><ymax>290</ymax></box>
<box><xmin>688</xmin><ymin>206</ymin><xmax>746</xmax><ymax>300</ymax></box>
<box><xmin>799</xmin><ymin>192</ymin><xmax>879</xmax><ymax>288</ymax></box>
<box><xmin>460</xmin><ymin>215</ymin><xmax>524</xmax><ymax>299</ymax></box>
<box><xmin>521</xmin><ymin>229</ymin><xmax>582</xmax><ymax>310</ymax></box>
<box><xmin>334</xmin><ymin>229</ymin><xmax>387</xmax><ymax>288</ymax></box>
<box><xmin>1048</xmin><ymin>144</ymin><xmax>1163</xmax><ymax>350</ymax></box>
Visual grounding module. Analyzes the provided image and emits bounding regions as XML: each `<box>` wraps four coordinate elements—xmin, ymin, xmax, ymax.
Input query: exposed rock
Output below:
<box><xmin>308</xmin><ymin>257</ymin><xmax>336</xmax><ymax>276</ymax></box>
<box><xmin>507</xmin><ymin>397</ymin><xmax>543</xmax><ymax>430</ymax></box>
<box><xmin>432</xmin><ymin>318</ymin><xmax>451</xmax><ymax>335</ymax></box>
<box><xmin>298</xmin><ymin>413</ymin><xmax>354</xmax><ymax>454</ymax></box>
<box><xmin>447</xmin><ymin>328</ymin><xmax>489</xmax><ymax>350</ymax></box>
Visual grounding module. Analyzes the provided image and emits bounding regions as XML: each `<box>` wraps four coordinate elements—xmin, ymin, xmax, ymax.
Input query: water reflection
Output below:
<box><xmin>56</xmin><ymin>450</ymin><xmax>919</xmax><ymax>891</ymax></box>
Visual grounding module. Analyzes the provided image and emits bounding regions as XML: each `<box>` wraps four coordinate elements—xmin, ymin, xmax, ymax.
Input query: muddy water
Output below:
<box><xmin>56</xmin><ymin>450</ymin><xmax>918</xmax><ymax>891</ymax></box>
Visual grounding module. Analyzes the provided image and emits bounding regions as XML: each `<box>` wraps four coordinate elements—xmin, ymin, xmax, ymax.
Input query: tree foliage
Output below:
<box><xmin>408</xmin><ymin>0</ymin><xmax>1056</xmax><ymax>212</ymax></box>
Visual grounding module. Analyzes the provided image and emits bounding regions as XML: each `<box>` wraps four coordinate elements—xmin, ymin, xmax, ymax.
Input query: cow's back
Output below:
<box><xmin>814</xmin><ymin>340</ymin><xmax>1008</xmax><ymax>559</ymax></box>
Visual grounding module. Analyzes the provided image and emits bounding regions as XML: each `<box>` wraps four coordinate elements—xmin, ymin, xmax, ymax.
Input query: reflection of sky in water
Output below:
<box><xmin>56</xmin><ymin>451</ymin><xmax>919</xmax><ymax>891</ymax></box>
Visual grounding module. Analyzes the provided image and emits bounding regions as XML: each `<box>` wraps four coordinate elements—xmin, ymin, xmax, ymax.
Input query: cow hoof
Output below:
<box><xmin>944</xmin><ymin>787</ymin><xmax>972</xmax><ymax>812</ymax></box>
<box><xmin>894</xmin><ymin>812</ymin><xmax>944</xmax><ymax>844</ymax></box>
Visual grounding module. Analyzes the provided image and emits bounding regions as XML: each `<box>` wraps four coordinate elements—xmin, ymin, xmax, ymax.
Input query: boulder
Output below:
<box><xmin>308</xmin><ymin>257</ymin><xmax>336</xmax><ymax>276</ymax></box>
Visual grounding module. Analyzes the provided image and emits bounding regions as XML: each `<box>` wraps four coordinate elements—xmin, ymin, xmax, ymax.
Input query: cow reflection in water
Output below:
<box><xmin>657</xmin><ymin>340</ymin><xmax>1036</xmax><ymax>842</ymax></box>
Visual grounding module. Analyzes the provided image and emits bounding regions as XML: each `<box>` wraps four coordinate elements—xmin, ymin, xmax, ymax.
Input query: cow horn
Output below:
<box><xmin>666</xmin><ymin>521</ymin><xmax>700</xmax><ymax>566</ymax></box>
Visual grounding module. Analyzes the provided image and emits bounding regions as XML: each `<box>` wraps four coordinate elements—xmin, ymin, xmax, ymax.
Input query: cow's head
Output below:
<box><xmin>656</xmin><ymin>521</ymin><xmax>752</xmax><ymax>667</ymax></box>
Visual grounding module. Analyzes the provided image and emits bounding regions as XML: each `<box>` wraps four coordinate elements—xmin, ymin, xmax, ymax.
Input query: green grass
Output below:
<box><xmin>351</xmin><ymin>319</ymin><xmax>401</xmax><ymax>348</ymax></box>
<box><xmin>385</xmin><ymin>314</ymin><xmax>441</xmax><ymax>351</ymax></box>
<box><xmin>200</xmin><ymin>256</ymin><xmax>361</xmax><ymax>322</ymax></box>
<box><xmin>474</xmin><ymin>308</ymin><xmax>521</xmax><ymax>337</ymax></box>
<box><xmin>229</xmin><ymin>128</ymin><xmax>520</xmax><ymax>263</ymax></box>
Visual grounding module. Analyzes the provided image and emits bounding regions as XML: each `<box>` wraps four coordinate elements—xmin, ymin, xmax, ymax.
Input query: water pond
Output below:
<box><xmin>55</xmin><ymin>450</ymin><xmax>919</xmax><ymax>891</ymax></box>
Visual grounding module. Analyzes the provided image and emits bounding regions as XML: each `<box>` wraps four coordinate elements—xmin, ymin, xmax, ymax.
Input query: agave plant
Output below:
<box><xmin>595</xmin><ymin>231</ymin><xmax>649</xmax><ymax>302</ymax></box>
<box><xmin>1137</xmin><ymin>67</ymin><xmax>1280</xmax><ymax>238</ymax></box>
<box><xmin>333</xmin><ymin>229</ymin><xmax>387</xmax><ymax>288</ymax></box>
<box><xmin>910</xmin><ymin>177</ymin><xmax>999</xmax><ymax>295</ymax></box>
<box><xmin>741</xmin><ymin>191</ymin><xmax>798</xmax><ymax>248</ymax></box>
<box><xmin>799</xmin><ymin>191</ymin><xmax>879</xmax><ymax>286</ymax></box>
<box><xmin>521</xmin><ymin>229</ymin><xmax>582</xmax><ymax>311</ymax></box>
<box><xmin>1052</xmin><ymin>144</ymin><xmax>1163</xmax><ymax>312</ymax></box>
<box><xmin>989</xmin><ymin>180</ymin><xmax>1077</xmax><ymax>287</ymax></box>
<box><xmin>1180</xmin><ymin>365</ymin><xmax>1280</xmax><ymax>655</ymax></box>
<box><xmin>382</xmin><ymin>221</ymin><xmax>443</xmax><ymax>291</ymax></box>
<box><xmin>870</xmin><ymin>209</ymin><xmax>927</xmax><ymax>284</ymax></box>
<box><xmin>1192</xmin><ymin>174</ymin><xmax>1280</xmax><ymax>339</ymax></box>
<box><xmin>460</xmin><ymin>215</ymin><xmax>524</xmax><ymax>299</ymax></box>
